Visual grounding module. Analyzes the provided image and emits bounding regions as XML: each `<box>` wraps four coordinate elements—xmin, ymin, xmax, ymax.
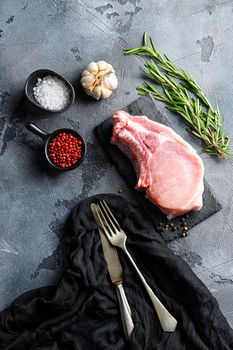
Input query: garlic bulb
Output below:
<box><xmin>81</xmin><ymin>61</ymin><xmax>118</xmax><ymax>100</ymax></box>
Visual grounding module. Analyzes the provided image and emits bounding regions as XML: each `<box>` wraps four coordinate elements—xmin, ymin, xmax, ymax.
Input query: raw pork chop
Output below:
<box><xmin>111</xmin><ymin>110</ymin><xmax>204</xmax><ymax>219</ymax></box>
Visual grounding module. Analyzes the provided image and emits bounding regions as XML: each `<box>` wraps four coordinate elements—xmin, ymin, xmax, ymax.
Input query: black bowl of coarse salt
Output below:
<box><xmin>25</xmin><ymin>69</ymin><xmax>75</xmax><ymax>113</ymax></box>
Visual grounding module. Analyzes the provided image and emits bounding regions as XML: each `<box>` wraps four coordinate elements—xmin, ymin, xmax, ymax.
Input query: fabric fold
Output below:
<box><xmin>0</xmin><ymin>194</ymin><xmax>232</xmax><ymax>349</ymax></box>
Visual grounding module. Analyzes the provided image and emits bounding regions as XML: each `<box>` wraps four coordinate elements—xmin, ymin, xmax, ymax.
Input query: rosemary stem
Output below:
<box><xmin>125</xmin><ymin>34</ymin><xmax>231</xmax><ymax>158</ymax></box>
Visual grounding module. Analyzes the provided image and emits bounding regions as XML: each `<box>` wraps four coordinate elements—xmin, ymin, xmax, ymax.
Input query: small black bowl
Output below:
<box><xmin>25</xmin><ymin>122</ymin><xmax>86</xmax><ymax>171</ymax></box>
<box><xmin>25</xmin><ymin>69</ymin><xmax>75</xmax><ymax>113</ymax></box>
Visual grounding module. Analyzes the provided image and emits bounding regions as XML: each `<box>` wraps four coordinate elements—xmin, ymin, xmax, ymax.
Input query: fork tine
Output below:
<box><xmin>99</xmin><ymin>201</ymin><xmax>119</xmax><ymax>234</ymax></box>
<box><xmin>94</xmin><ymin>204</ymin><xmax>112</xmax><ymax>239</ymax></box>
<box><xmin>95</xmin><ymin>204</ymin><xmax>114</xmax><ymax>238</ymax></box>
<box><xmin>102</xmin><ymin>200</ymin><xmax>121</xmax><ymax>230</ymax></box>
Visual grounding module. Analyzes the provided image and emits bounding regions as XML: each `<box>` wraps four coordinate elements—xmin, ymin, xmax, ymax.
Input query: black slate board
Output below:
<box><xmin>95</xmin><ymin>95</ymin><xmax>222</xmax><ymax>242</ymax></box>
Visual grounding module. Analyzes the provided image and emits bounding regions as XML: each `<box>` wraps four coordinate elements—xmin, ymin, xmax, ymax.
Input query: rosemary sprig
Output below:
<box><xmin>125</xmin><ymin>33</ymin><xmax>231</xmax><ymax>158</ymax></box>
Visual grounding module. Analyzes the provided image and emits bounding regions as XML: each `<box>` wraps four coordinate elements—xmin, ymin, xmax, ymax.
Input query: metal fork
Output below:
<box><xmin>95</xmin><ymin>200</ymin><xmax>177</xmax><ymax>332</ymax></box>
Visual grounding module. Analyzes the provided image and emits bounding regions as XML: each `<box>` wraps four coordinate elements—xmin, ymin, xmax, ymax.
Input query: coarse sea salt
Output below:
<box><xmin>33</xmin><ymin>75</ymin><xmax>70</xmax><ymax>111</ymax></box>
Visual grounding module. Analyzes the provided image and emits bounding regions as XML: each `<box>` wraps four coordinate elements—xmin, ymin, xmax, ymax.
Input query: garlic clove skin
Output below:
<box><xmin>81</xmin><ymin>60</ymin><xmax>118</xmax><ymax>100</ymax></box>
<box><xmin>82</xmin><ymin>70</ymin><xmax>93</xmax><ymax>77</ymax></box>
<box><xmin>87</xmin><ymin>62</ymin><xmax>99</xmax><ymax>74</ymax></box>
<box><xmin>80</xmin><ymin>76</ymin><xmax>95</xmax><ymax>89</ymax></box>
<box><xmin>97</xmin><ymin>61</ymin><xmax>108</xmax><ymax>71</ymax></box>
<box><xmin>106</xmin><ymin>63</ymin><xmax>113</xmax><ymax>71</ymax></box>
<box><xmin>85</xmin><ymin>87</ymin><xmax>94</xmax><ymax>96</ymax></box>
<box><xmin>103</xmin><ymin>74</ymin><xmax>118</xmax><ymax>90</ymax></box>
<box><xmin>101</xmin><ymin>88</ymin><xmax>112</xmax><ymax>99</ymax></box>
<box><xmin>93</xmin><ymin>86</ymin><xmax>103</xmax><ymax>100</ymax></box>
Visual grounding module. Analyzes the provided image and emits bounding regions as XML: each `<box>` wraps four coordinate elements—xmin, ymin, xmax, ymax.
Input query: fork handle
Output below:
<box><xmin>122</xmin><ymin>246</ymin><xmax>177</xmax><ymax>332</ymax></box>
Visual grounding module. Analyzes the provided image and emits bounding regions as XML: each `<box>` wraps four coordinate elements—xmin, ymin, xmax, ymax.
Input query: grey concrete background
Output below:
<box><xmin>0</xmin><ymin>0</ymin><xmax>233</xmax><ymax>328</ymax></box>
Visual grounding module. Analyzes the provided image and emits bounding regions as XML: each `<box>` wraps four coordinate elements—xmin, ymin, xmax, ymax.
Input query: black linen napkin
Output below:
<box><xmin>0</xmin><ymin>194</ymin><xmax>232</xmax><ymax>350</ymax></box>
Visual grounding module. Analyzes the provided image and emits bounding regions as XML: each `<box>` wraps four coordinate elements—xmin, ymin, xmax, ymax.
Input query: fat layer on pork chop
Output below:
<box><xmin>111</xmin><ymin>110</ymin><xmax>204</xmax><ymax>219</ymax></box>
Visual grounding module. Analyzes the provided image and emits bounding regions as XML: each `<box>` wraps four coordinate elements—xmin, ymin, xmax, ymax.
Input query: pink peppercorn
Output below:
<box><xmin>48</xmin><ymin>132</ymin><xmax>83</xmax><ymax>169</ymax></box>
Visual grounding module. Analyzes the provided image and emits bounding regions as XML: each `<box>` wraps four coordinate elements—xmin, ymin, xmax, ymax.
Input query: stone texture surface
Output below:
<box><xmin>0</xmin><ymin>0</ymin><xmax>233</xmax><ymax>327</ymax></box>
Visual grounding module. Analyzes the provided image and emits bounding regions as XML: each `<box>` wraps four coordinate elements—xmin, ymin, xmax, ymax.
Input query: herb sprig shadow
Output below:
<box><xmin>125</xmin><ymin>33</ymin><xmax>232</xmax><ymax>158</ymax></box>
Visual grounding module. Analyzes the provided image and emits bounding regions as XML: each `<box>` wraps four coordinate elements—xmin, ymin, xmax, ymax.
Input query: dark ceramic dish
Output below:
<box><xmin>26</xmin><ymin>122</ymin><xmax>86</xmax><ymax>171</ymax></box>
<box><xmin>24</xmin><ymin>69</ymin><xmax>75</xmax><ymax>113</ymax></box>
